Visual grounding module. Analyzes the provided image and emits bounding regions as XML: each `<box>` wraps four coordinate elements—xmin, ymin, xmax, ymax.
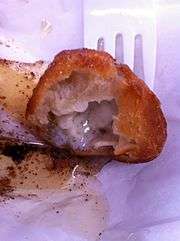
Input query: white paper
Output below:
<box><xmin>0</xmin><ymin>1</ymin><xmax>180</xmax><ymax>241</ymax></box>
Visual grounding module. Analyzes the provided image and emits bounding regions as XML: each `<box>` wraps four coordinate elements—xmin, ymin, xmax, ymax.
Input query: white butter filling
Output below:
<box><xmin>47</xmin><ymin>99</ymin><xmax>119</xmax><ymax>150</ymax></box>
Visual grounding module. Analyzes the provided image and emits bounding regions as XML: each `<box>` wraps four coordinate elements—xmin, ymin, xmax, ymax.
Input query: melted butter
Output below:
<box><xmin>57</xmin><ymin>99</ymin><xmax>118</xmax><ymax>151</ymax></box>
<box><xmin>80</xmin><ymin>119</ymin><xmax>91</xmax><ymax>148</ymax></box>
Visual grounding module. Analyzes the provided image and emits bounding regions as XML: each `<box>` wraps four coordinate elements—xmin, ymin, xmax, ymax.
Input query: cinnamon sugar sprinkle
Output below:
<box><xmin>0</xmin><ymin>150</ymin><xmax>110</xmax><ymax>202</ymax></box>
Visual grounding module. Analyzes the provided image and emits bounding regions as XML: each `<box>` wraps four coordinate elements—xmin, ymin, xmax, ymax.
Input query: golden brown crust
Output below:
<box><xmin>26</xmin><ymin>49</ymin><xmax>117</xmax><ymax>117</ymax></box>
<box><xmin>114</xmin><ymin>64</ymin><xmax>167</xmax><ymax>162</ymax></box>
<box><xmin>26</xmin><ymin>49</ymin><xmax>167</xmax><ymax>163</ymax></box>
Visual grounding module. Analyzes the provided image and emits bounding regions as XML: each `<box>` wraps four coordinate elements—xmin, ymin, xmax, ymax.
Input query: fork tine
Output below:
<box><xmin>97</xmin><ymin>37</ymin><xmax>104</xmax><ymax>51</ymax></box>
<box><xmin>133</xmin><ymin>34</ymin><xmax>144</xmax><ymax>80</ymax></box>
<box><xmin>103</xmin><ymin>32</ymin><xmax>116</xmax><ymax>58</ymax></box>
<box><xmin>142</xmin><ymin>29</ymin><xmax>157</xmax><ymax>89</ymax></box>
<box><xmin>123</xmin><ymin>33</ymin><xmax>135</xmax><ymax>71</ymax></box>
<box><xmin>115</xmin><ymin>33</ymin><xmax>124</xmax><ymax>63</ymax></box>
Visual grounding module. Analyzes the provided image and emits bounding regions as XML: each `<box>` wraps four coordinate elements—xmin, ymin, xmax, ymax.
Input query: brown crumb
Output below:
<box><xmin>7</xmin><ymin>166</ymin><xmax>16</xmax><ymax>178</ymax></box>
<box><xmin>30</xmin><ymin>72</ymin><xmax>35</xmax><ymax>78</ymax></box>
<box><xmin>27</xmin><ymin>193</ymin><xmax>37</xmax><ymax>198</ymax></box>
<box><xmin>2</xmin><ymin>102</ymin><xmax>7</xmax><ymax>107</ymax></box>
<box><xmin>0</xmin><ymin>177</ymin><xmax>13</xmax><ymax>196</ymax></box>
<box><xmin>0</xmin><ymin>96</ymin><xmax>6</xmax><ymax>100</ymax></box>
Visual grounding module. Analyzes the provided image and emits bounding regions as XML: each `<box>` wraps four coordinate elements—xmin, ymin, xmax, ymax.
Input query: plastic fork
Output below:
<box><xmin>84</xmin><ymin>0</ymin><xmax>157</xmax><ymax>89</ymax></box>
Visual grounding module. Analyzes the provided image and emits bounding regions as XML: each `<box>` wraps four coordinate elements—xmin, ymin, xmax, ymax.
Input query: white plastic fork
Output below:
<box><xmin>84</xmin><ymin>0</ymin><xmax>157</xmax><ymax>90</ymax></box>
